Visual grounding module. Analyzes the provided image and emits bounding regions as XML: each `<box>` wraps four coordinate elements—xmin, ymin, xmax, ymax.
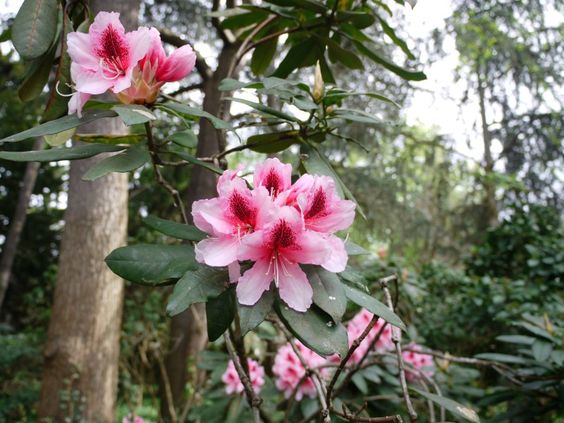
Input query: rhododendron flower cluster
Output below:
<box><xmin>221</xmin><ymin>358</ymin><xmax>265</xmax><ymax>395</ymax></box>
<box><xmin>66</xmin><ymin>12</ymin><xmax>196</xmax><ymax>115</ymax></box>
<box><xmin>272</xmin><ymin>341</ymin><xmax>329</xmax><ymax>400</ymax></box>
<box><xmin>192</xmin><ymin>158</ymin><xmax>355</xmax><ymax>312</ymax></box>
<box><xmin>122</xmin><ymin>417</ymin><xmax>145</xmax><ymax>423</ymax></box>
<box><xmin>402</xmin><ymin>343</ymin><xmax>435</xmax><ymax>381</ymax></box>
<box><xmin>346</xmin><ymin>309</ymin><xmax>393</xmax><ymax>364</ymax></box>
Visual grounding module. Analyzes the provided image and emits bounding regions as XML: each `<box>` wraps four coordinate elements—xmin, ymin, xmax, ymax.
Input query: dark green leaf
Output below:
<box><xmin>339</xmin><ymin>266</ymin><xmax>368</xmax><ymax>291</ymax></box>
<box><xmin>239</xmin><ymin>290</ymin><xmax>275</xmax><ymax>335</ymax></box>
<box><xmin>251</xmin><ymin>37</ymin><xmax>278</xmax><ymax>75</ymax></box>
<box><xmin>306</xmin><ymin>265</ymin><xmax>347</xmax><ymax>323</ymax></box>
<box><xmin>0</xmin><ymin>109</ymin><xmax>118</xmax><ymax>142</ymax></box>
<box><xmin>264</xmin><ymin>0</ymin><xmax>326</xmax><ymax>13</ymax></box>
<box><xmin>222</xmin><ymin>10</ymin><xmax>269</xmax><ymax>30</ymax></box>
<box><xmin>143</xmin><ymin>215</ymin><xmax>206</xmax><ymax>241</ymax></box>
<box><xmin>246</xmin><ymin>130</ymin><xmax>302</xmax><ymax>153</ymax></box>
<box><xmin>331</xmin><ymin>109</ymin><xmax>381</xmax><ymax>125</ymax></box>
<box><xmin>410</xmin><ymin>388</ymin><xmax>480</xmax><ymax>423</ymax></box>
<box><xmin>74</xmin><ymin>134</ymin><xmax>146</xmax><ymax>145</ymax></box>
<box><xmin>272</xmin><ymin>37</ymin><xmax>322</xmax><ymax>78</ymax></box>
<box><xmin>112</xmin><ymin>104</ymin><xmax>156</xmax><ymax>125</ymax></box>
<box><xmin>336</xmin><ymin>10</ymin><xmax>375</xmax><ymax>29</ymax></box>
<box><xmin>354</xmin><ymin>41</ymin><xmax>426</xmax><ymax>81</ymax></box>
<box><xmin>18</xmin><ymin>42</ymin><xmax>57</xmax><ymax>102</ymax></box>
<box><xmin>158</xmin><ymin>103</ymin><xmax>232</xmax><ymax>130</ymax></box>
<box><xmin>532</xmin><ymin>340</ymin><xmax>553</xmax><ymax>362</ymax></box>
<box><xmin>496</xmin><ymin>335</ymin><xmax>535</xmax><ymax>345</ymax></box>
<box><xmin>169</xmin><ymin>129</ymin><xmax>198</xmax><ymax>148</ymax></box>
<box><xmin>327</xmin><ymin>38</ymin><xmax>364</xmax><ymax>70</ymax></box>
<box><xmin>227</xmin><ymin>97</ymin><xmax>301</xmax><ymax>122</ymax></box>
<box><xmin>0</xmin><ymin>143</ymin><xmax>125</xmax><ymax>162</ymax></box>
<box><xmin>343</xmin><ymin>285</ymin><xmax>406</xmax><ymax>330</ymax></box>
<box><xmin>206</xmin><ymin>287</ymin><xmax>237</xmax><ymax>341</ymax></box>
<box><xmin>275</xmin><ymin>302</ymin><xmax>349</xmax><ymax>357</ymax></box>
<box><xmin>474</xmin><ymin>353</ymin><xmax>531</xmax><ymax>365</ymax></box>
<box><xmin>218</xmin><ymin>79</ymin><xmax>263</xmax><ymax>91</ymax></box>
<box><xmin>105</xmin><ymin>244</ymin><xmax>198</xmax><ymax>286</ymax></box>
<box><xmin>82</xmin><ymin>145</ymin><xmax>149</xmax><ymax>180</ymax></box>
<box><xmin>167</xmin><ymin>267</ymin><xmax>229</xmax><ymax>316</ymax></box>
<box><xmin>345</xmin><ymin>240</ymin><xmax>369</xmax><ymax>255</ymax></box>
<box><xmin>12</xmin><ymin>0</ymin><xmax>59</xmax><ymax>59</ymax></box>
<box><xmin>376</xmin><ymin>15</ymin><xmax>415</xmax><ymax>60</ymax></box>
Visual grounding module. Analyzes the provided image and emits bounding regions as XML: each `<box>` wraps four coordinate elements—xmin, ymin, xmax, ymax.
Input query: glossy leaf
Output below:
<box><xmin>169</xmin><ymin>129</ymin><xmax>198</xmax><ymax>148</ymax></box>
<box><xmin>167</xmin><ymin>267</ymin><xmax>229</xmax><ymax>316</ymax></box>
<box><xmin>239</xmin><ymin>290</ymin><xmax>275</xmax><ymax>335</ymax></box>
<box><xmin>105</xmin><ymin>244</ymin><xmax>198</xmax><ymax>286</ymax></box>
<box><xmin>272</xmin><ymin>37</ymin><xmax>322</xmax><ymax>78</ymax></box>
<box><xmin>82</xmin><ymin>145</ymin><xmax>149</xmax><ymax>181</ymax></box>
<box><xmin>143</xmin><ymin>215</ymin><xmax>206</xmax><ymax>241</ymax></box>
<box><xmin>206</xmin><ymin>287</ymin><xmax>237</xmax><ymax>342</ymax></box>
<box><xmin>307</xmin><ymin>265</ymin><xmax>347</xmax><ymax>323</ymax></box>
<box><xmin>275</xmin><ymin>302</ymin><xmax>349</xmax><ymax>357</ymax></box>
<box><xmin>376</xmin><ymin>15</ymin><xmax>415</xmax><ymax>60</ymax></box>
<box><xmin>166</xmin><ymin>149</ymin><xmax>223</xmax><ymax>175</ymax></box>
<box><xmin>343</xmin><ymin>285</ymin><xmax>406</xmax><ymax>330</ymax></box>
<box><xmin>227</xmin><ymin>97</ymin><xmax>300</xmax><ymax>122</ymax></box>
<box><xmin>246</xmin><ymin>131</ymin><xmax>302</xmax><ymax>153</ymax></box>
<box><xmin>354</xmin><ymin>41</ymin><xmax>426</xmax><ymax>81</ymax></box>
<box><xmin>251</xmin><ymin>37</ymin><xmax>278</xmax><ymax>75</ymax></box>
<box><xmin>410</xmin><ymin>388</ymin><xmax>480</xmax><ymax>423</ymax></box>
<box><xmin>12</xmin><ymin>0</ymin><xmax>59</xmax><ymax>59</ymax></box>
<box><xmin>0</xmin><ymin>143</ymin><xmax>125</xmax><ymax>162</ymax></box>
<box><xmin>158</xmin><ymin>103</ymin><xmax>232</xmax><ymax>130</ymax></box>
<box><xmin>112</xmin><ymin>104</ymin><xmax>156</xmax><ymax>125</ymax></box>
<box><xmin>18</xmin><ymin>42</ymin><xmax>57</xmax><ymax>102</ymax></box>
<box><xmin>44</xmin><ymin>128</ymin><xmax>75</xmax><ymax>147</ymax></box>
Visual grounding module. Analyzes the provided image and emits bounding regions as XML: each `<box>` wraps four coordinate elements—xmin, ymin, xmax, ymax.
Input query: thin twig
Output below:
<box><xmin>155</xmin><ymin>353</ymin><xmax>177</xmax><ymax>422</ymax></box>
<box><xmin>380</xmin><ymin>275</ymin><xmax>418</xmax><ymax>423</ymax></box>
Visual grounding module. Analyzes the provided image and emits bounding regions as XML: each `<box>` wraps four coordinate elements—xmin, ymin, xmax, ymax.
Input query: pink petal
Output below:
<box><xmin>282</xmin><ymin>230</ymin><xmax>329</xmax><ymax>266</ymax></box>
<box><xmin>237</xmin><ymin>230</ymin><xmax>267</xmax><ymax>262</ymax></box>
<box><xmin>126</xmin><ymin>27</ymin><xmax>152</xmax><ymax>67</ymax></box>
<box><xmin>191</xmin><ymin>198</ymin><xmax>233</xmax><ymax>235</ymax></box>
<box><xmin>320</xmin><ymin>235</ymin><xmax>348</xmax><ymax>272</ymax></box>
<box><xmin>254</xmin><ymin>158</ymin><xmax>292</xmax><ymax>196</ymax></box>
<box><xmin>89</xmin><ymin>11</ymin><xmax>125</xmax><ymax>47</ymax></box>
<box><xmin>236</xmin><ymin>259</ymin><xmax>273</xmax><ymax>306</ymax></box>
<box><xmin>195</xmin><ymin>236</ymin><xmax>239</xmax><ymax>266</ymax></box>
<box><xmin>71</xmin><ymin>62</ymin><xmax>114</xmax><ymax>94</ymax></box>
<box><xmin>68</xmin><ymin>91</ymin><xmax>91</xmax><ymax>117</ymax></box>
<box><xmin>67</xmin><ymin>32</ymin><xmax>97</xmax><ymax>69</ymax></box>
<box><xmin>277</xmin><ymin>261</ymin><xmax>312</xmax><ymax>312</ymax></box>
<box><xmin>228</xmin><ymin>261</ymin><xmax>241</xmax><ymax>283</ymax></box>
<box><xmin>157</xmin><ymin>44</ymin><xmax>196</xmax><ymax>82</ymax></box>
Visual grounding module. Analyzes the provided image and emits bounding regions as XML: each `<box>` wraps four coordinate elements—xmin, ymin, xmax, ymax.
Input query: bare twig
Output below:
<box><xmin>155</xmin><ymin>353</ymin><xmax>177</xmax><ymax>422</ymax></box>
<box><xmin>380</xmin><ymin>275</ymin><xmax>418</xmax><ymax>423</ymax></box>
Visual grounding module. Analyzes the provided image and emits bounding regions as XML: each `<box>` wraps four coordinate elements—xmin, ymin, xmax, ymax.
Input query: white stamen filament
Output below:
<box><xmin>55</xmin><ymin>80</ymin><xmax>75</xmax><ymax>97</ymax></box>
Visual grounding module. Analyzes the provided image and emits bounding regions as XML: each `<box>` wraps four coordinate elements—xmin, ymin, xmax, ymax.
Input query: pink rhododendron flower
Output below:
<box><xmin>116</xmin><ymin>27</ymin><xmax>196</xmax><ymax>105</ymax></box>
<box><xmin>346</xmin><ymin>309</ymin><xmax>393</xmax><ymax>365</ymax></box>
<box><xmin>273</xmin><ymin>342</ymin><xmax>327</xmax><ymax>400</ymax></box>
<box><xmin>402</xmin><ymin>343</ymin><xmax>434</xmax><ymax>381</ymax></box>
<box><xmin>237</xmin><ymin>205</ymin><xmax>329</xmax><ymax>312</ymax></box>
<box><xmin>122</xmin><ymin>417</ymin><xmax>144</xmax><ymax>423</ymax></box>
<box><xmin>254</xmin><ymin>158</ymin><xmax>292</xmax><ymax>198</ymax></box>
<box><xmin>221</xmin><ymin>358</ymin><xmax>265</xmax><ymax>395</ymax></box>
<box><xmin>67</xmin><ymin>12</ymin><xmax>151</xmax><ymax>115</ymax></box>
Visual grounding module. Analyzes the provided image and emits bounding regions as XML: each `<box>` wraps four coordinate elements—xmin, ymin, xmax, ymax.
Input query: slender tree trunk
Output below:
<box><xmin>0</xmin><ymin>137</ymin><xmax>43</xmax><ymax>311</ymax></box>
<box><xmin>38</xmin><ymin>2</ymin><xmax>138</xmax><ymax>421</ymax></box>
<box><xmin>161</xmin><ymin>42</ymin><xmax>239</xmax><ymax>420</ymax></box>
<box><xmin>476</xmin><ymin>69</ymin><xmax>498</xmax><ymax>227</ymax></box>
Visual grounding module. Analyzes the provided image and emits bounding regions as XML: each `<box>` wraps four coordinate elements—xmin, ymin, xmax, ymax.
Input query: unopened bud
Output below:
<box><xmin>544</xmin><ymin>313</ymin><xmax>554</xmax><ymax>335</ymax></box>
<box><xmin>312</xmin><ymin>62</ymin><xmax>325</xmax><ymax>102</ymax></box>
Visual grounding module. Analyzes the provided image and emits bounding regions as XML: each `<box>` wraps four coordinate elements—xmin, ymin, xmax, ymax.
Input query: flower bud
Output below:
<box><xmin>312</xmin><ymin>61</ymin><xmax>325</xmax><ymax>102</ymax></box>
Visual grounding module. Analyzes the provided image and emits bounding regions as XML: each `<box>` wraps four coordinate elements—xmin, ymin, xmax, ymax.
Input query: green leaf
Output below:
<box><xmin>218</xmin><ymin>78</ymin><xmax>263</xmax><ymax>91</ymax></box>
<box><xmin>306</xmin><ymin>265</ymin><xmax>347</xmax><ymax>323</ymax></box>
<box><xmin>264</xmin><ymin>0</ymin><xmax>326</xmax><ymax>13</ymax></box>
<box><xmin>206</xmin><ymin>287</ymin><xmax>237</xmax><ymax>342</ymax></box>
<box><xmin>331</xmin><ymin>109</ymin><xmax>381</xmax><ymax>125</ymax></box>
<box><xmin>166</xmin><ymin>149</ymin><xmax>223</xmax><ymax>175</ymax></box>
<box><xmin>336</xmin><ymin>10</ymin><xmax>376</xmax><ymax>29</ymax></box>
<box><xmin>167</xmin><ymin>267</ymin><xmax>229</xmax><ymax>316</ymax></box>
<box><xmin>18</xmin><ymin>41</ymin><xmax>57</xmax><ymax>102</ymax></box>
<box><xmin>345</xmin><ymin>240</ymin><xmax>369</xmax><ymax>255</ymax></box>
<box><xmin>275</xmin><ymin>302</ymin><xmax>349</xmax><ymax>357</ymax></box>
<box><xmin>221</xmin><ymin>10</ymin><xmax>269</xmax><ymax>30</ymax></box>
<box><xmin>143</xmin><ymin>215</ymin><xmax>206</xmax><ymax>241</ymax></box>
<box><xmin>343</xmin><ymin>285</ymin><xmax>406</xmax><ymax>330</ymax></box>
<box><xmin>324</xmin><ymin>91</ymin><xmax>399</xmax><ymax>108</ymax></box>
<box><xmin>496</xmin><ymin>335</ymin><xmax>535</xmax><ymax>345</ymax></box>
<box><xmin>112</xmin><ymin>104</ymin><xmax>156</xmax><ymax>125</ymax></box>
<box><xmin>354</xmin><ymin>41</ymin><xmax>426</xmax><ymax>81</ymax></box>
<box><xmin>474</xmin><ymin>353</ymin><xmax>531</xmax><ymax>365</ymax></box>
<box><xmin>12</xmin><ymin>0</ymin><xmax>59</xmax><ymax>60</ymax></box>
<box><xmin>0</xmin><ymin>109</ymin><xmax>118</xmax><ymax>142</ymax></box>
<box><xmin>532</xmin><ymin>339</ymin><xmax>553</xmax><ymax>362</ymax></box>
<box><xmin>74</xmin><ymin>134</ymin><xmax>146</xmax><ymax>145</ymax></box>
<box><xmin>105</xmin><ymin>244</ymin><xmax>198</xmax><ymax>286</ymax></box>
<box><xmin>0</xmin><ymin>143</ymin><xmax>125</xmax><ymax>162</ymax></box>
<box><xmin>251</xmin><ymin>37</ymin><xmax>278</xmax><ymax>75</ymax></box>
<box><xmin>226</xmin><ymin>97</ymin><xmax>301</xmax><ymax>122</ymax></box>
<box><xmin>272</xmin><ymin>37</ymin><xmax>322</xmax><ymax>78</ymax></box>
<box><xmin>376</xmin><ymin>15</ymin><xmax>415</xmax><ymax>60</ymax></box>
<box><xmin>410</xmin><ymin>388</ymin><xmax>480</xmax><ymax>423</ymax></box>
<box><xmin>327</xmin><ymin>37</ymin><xmax>364</xmax><ymax>70</ymax></box>
<box><xmin>157</xmin><ymin>103</ymin><xmax>232</xmax><ymax>130</ymax></box>
<box><xmin>246</xmin><ymin>130</ymin><xmax>302</xmax><ymax>153</ymax></box>
<box><xmin>239</xmin><ymin>290</ymin><xmax>275</xmax><ymax>335</ymax></box>
<box><xmin>339</xmin><ymin>267</ymin><xmax>368</xmax><ymax>291</ymax></box>
<box><xmin>169</xmin><ymin>129</ymin><xmax>198</xmax><ymax>148</ymax></box>
<box><xmin>82</xmin><ymin>145</ymin><xmax>149</xmax><ymax>181</ymax></box>
<box><xmin>44</xmin><ymin>128</ymin><xmax>75</xmax><ymax>147</ymax></box>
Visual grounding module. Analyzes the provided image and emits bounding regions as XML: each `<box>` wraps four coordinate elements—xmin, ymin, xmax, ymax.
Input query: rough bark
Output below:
<box><xmin>38</xmin><ymin>2</ymin><xmax>138</xmax><ymax>421</ymax></box>
<box><xmin>161</xmin><ymin>42</ymin><xmax>239</xmax><ymax>419</ymax></box>
<box><xmin>0</xmin><ymin>138</ymin><xmax>43</xmax><ymax>311</ymax></box>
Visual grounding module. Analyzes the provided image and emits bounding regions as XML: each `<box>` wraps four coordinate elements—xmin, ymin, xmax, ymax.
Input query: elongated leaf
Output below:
<box><xmin>306</xmin><ymin>265</ymin><xmax>347</xmax><ymax>323</ymax></box>
<box><xmin>496</xmin><ymin>335</ymin><xmax>535</xmax><ymax>345</ymax></box>
<box><xmin>82</xmin><ymin>145</ymin><xmax>149</xmax><ymax>180</ymax></box>
<box><xmin>167</xmin><ymin>267</ymin><xmax>229</xmax><ymax>316</ymax></box>
<box><xmin>169</xmin><ymin>130</ymin><xmax>197</xmax><ymax>148</ymax></box>
<box><xmin>74</xmin><ymin>134</ymin><xmax>146</xmax><ymax>145</ymax></box>
<box><xmin>275</xmin><ymin>302</ymin><xmax>349</xmax><ymax>357</ymax></box>
<box><xmin>251</xmin><ymin>36</ymin><xmax>278</xmax><ymax>75</ymax></box>
<box><xmin>339</xmin><ymin>267</ymin><xmax>368</xmax><ymax>291</ymax></box>
<box><xmin>410</xmin><ymin>388</ymin><xmax>480</xmax><ymax>423</ymax></box>
<box><xmin>343</xmin><ymin>285</ymin><xmax>405</xmax><ymax>330</ymax></box>
<box><xmin>158</xmin><ymin>103</ymin><xmax>231</xmax><ymax>130</ymax></box>
<box><xmin>264</xmin><ymin>0</ymin><xmax>326</xmax><ymax>13</ymax></box>
<box><xmin>222</xmin><ymin>10</ymin><xmax>269</xmax><ymax>30</ymax></box>
<box><xmin>227</xmin><ymin>97</ymin><xmax>300</xmax><ymax>122</ymax></box>
<box><xmin>327</xmin><ymin>38</ymin><xmax>364</xmax><ymax>70</ymax></box>
<box><xmin>12</xmin><ymin>0</ymin><xmax>59</xmax><ymax>59</ymax></box>
<box><xmin>474</xmin><ymin>353</ymin><xmax>531</xmax><ymax>365</ymax></box>
<box><xmin>167</xmin><ymin>149</ymin><xmax>223</xmax><ymax>175</ymax></box>
<box><xmin>206</xmin><ymin>287</ymin><xmax>237</xmax><ymax>341</ymax></box>
<box><xmin>336</xmin><ymin>10</ymin><xmax>375</xmax><ymax>29</ymax></box>
<box><xmin>376</xmin><ymin>15</ymin><xmax>415</xmax><ymax>60</ymax></box>
<box><xmin>105</xmin><ymin>244</ymin><xmax>198</xmax><ymax>285</ymax></box>
<box><xmin>44</xmin><ymin>128</ymin><xmax>75</xmax><ymax>147</ymax></box>
<box><xmin>218</xmin><ymin>79</ymin><xmax>263</xmax><ymax>91</ymax></box>
<box><xmin>112</xmin><ymin>104</ymin><xmax>156</xmax><ymax>125</ymax></box>
<box><xmin>331</xmin><ymin>109</ymin><xmax>381</xmax><ymax>125</ymax></box>
<box><xmin>246</xmin><ymin>131</ymin><xmax>301</xmax><ymax>153</ymax></box>
<box><xmin>0</xmin><ymin>109</ymin><xmax>118</xmax><ymax>142</ymax></box>
<box><xmin>143</xmin><ymin>215</ymin><xmax>206</xmax><ymax>241</ymax></box>
<box><xmin>272</xmin><ymin>37</ymin><xmax>322</xmax><ymax>78</ymax></box>
<box><xmin>18</xmin><ymin>41</ymin><xmax>57</xmax><ymax>102</ymax></box>
<box><xmin>324</xmin><ymin>91</ymin><xmax>399</xmax><ymax>108</ymax></box>
<box><xmin>532</xmin><ymin>340</ymin><xmax>553</xmax><ymax>362</ymax></box>
<box><xmin>239</xmin><ymin>290</ymin><xmax>275</xmax><ymax>335</ymax></box>
<box><xmin>0</xmin><ymin>143</ymin><xmax>125</xmax><ymax>162</ymax></box>
<box><xmin>354</xmin><ymin>41</ymin><xmax>426</xmax><ymax>81</ymax></box>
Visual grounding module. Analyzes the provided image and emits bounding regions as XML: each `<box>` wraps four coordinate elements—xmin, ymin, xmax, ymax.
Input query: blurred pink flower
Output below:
<box><xmin>236</xmin><ymin>205</ymin><xmax>329</xmax><ymax>311</ymax></box>
<box><xmin>402</xmin><ymin>343</ymin><xmax>434</xmax><ymax>381</ymax></box>
<box><xmin>116</xmin><ymin>27</ymin><xmax>196</xmax><ymax>105</ymax></box>
<box><xmin>67</xmin><ymin>11</ymin><xmax>151</xmax><ymax>115</ymax></box>
<box><xmin>221</xmin><ymin>358</ymin><xmax>265</xmax><ymax>395</ymax></box>
<box><xmin>346</xmin><ymin>309</ymin><xmax>393</xmax><ymax>365</ymax></box>
<box><xmin>122</xmin><ymin>416</ymin><xmax>144</xmax><ymax>423</ymax></box>
<box><xmin>273</xmin><ymin>342</ymin><xmax>327</xmax><ymax>400</ymax></box>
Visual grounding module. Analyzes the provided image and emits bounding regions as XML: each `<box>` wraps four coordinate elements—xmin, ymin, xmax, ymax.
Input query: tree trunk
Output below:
<box><xmin>0</xmin><ymin>137</ymin><xmax>43</xmax><ymax>311</ymax></box>
<box><xmin>38</xmin><ymin>2</ymin><xmax>138</xmax><ymax>421</ymax></box>
<box><xmin>162</xmin><ymin>42</ymin><xmax>239</xmax><ymax>420</ymax></box>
